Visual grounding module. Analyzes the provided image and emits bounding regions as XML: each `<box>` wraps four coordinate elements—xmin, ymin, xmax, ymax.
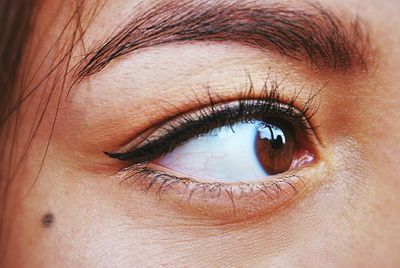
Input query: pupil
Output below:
<box><xmin>271</xmin><ymin>135</ymin><xmax>284</xmax><ymax>150</ymax></box>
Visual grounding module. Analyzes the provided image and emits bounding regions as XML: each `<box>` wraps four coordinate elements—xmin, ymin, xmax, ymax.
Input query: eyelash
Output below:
<box><xmin>106</xmin><ymin>79</ymin><xmax>319</xmax><ymax>161</ymax></box>
<box><xmin>105</xmin><ymin>77</ymin><xmax>320</xmax><ymax>203</ymax></box>
<box><xmin>120</xmin><ymin>165</ymin><xmax>305</xmax><ymax>203</ymax></box>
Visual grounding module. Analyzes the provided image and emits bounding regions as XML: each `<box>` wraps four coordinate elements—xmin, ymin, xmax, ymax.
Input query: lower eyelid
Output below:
<box><xmin>116</xmin><ymin>165</ymin><xmax>309</xmax><ymax>223</ymax></box>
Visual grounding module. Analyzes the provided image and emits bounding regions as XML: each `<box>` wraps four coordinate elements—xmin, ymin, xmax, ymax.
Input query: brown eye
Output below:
<box><xmin>255</xmin><ymin>121</ymin><xmax>295</xmax><ymax>175</ymax></box>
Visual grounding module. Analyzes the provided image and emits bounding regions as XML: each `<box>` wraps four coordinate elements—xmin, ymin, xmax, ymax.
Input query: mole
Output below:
<box><xmin>41</xmin><ymin>213</ymin><xmax>55</xmax><ymax>228</ymax></box>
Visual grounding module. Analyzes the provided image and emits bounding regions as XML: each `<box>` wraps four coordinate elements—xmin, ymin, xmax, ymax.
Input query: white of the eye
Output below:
<box><xmin>155</xmin><ymin>121</ymin><xmax>271</xmax><ymax>182</ymax></box>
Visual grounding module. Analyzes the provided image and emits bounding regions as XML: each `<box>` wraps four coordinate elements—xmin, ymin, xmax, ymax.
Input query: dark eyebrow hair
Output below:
<box><xmin>76</xmin><ymin>1</ymin><xmax>372</xmax><ymax>79</ymax></box>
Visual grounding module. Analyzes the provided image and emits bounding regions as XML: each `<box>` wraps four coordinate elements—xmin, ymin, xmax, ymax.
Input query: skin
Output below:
<box><xmin>2</xmin><ymin>0</ymin><xmax>400</xmax><ymax>267</ymax></box>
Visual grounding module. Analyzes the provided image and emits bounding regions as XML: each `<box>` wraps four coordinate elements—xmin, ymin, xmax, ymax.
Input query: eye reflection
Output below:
<box><xmin>153</xmin><ymin>120</ymin><xmax>298</xmax><ymax>182</ymax></box>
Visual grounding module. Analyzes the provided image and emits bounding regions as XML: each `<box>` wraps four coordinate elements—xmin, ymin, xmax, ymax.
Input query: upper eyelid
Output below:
<box><xmin>105</xmin><ymin>94</ymin><xmax>319</xmax><ymax>164</ymax></box>
<box><xmin>125</xmin><ymin>99</ymin><xmax>310</xmax><ymax>148</ymax></box>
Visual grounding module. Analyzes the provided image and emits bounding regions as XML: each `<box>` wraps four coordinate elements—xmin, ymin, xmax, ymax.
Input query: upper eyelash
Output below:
<box><xmin>105</xmin><ymin>77</ymin><xmax>321</xmax><ymax>165</ymax></box>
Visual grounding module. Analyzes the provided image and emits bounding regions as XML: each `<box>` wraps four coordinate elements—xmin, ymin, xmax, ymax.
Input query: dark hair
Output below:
<box><xmin>0</xmin><ymin>0</ymin><xmax>38</xmax><ymax>260</ymax></box>
<box><xmin>0</xmin><ymin>0</ymin><xmax>37</xmax><ymax>122</ymax></box>
<box><xmin>0</xmin><ymin>0</ymin><xmax>35</xmax><ymax>110</ymax></box>
<box><xmin>0</xmin><ymin>1</ymin><xmax>37</xmax><ymax>137</ymax></box>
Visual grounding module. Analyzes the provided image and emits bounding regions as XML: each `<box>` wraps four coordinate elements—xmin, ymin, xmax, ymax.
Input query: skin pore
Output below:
<box><xmin>1</xmin><ymin>0</ymin><xmax>400</xmax><ymax>267</ymax></box>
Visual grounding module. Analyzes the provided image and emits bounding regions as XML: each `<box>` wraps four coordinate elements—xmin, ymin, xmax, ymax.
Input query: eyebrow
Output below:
<box><xmin>77</xmin><ymin>1</ymin><xmax>372</xmax><ymax>78</ymax></box>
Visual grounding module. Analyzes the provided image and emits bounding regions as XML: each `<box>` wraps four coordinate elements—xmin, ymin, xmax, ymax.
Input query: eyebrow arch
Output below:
<box><xmin>76</xmin><ymin>1</ymin><xmax>372</xmax><ymax>79</ymax></box>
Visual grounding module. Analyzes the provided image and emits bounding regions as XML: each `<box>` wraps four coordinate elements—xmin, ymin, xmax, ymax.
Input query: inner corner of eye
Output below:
<box><xmin>149</xmin><ymin>119</ymin><xmax>314</xmax><ymax>183</ymax></box>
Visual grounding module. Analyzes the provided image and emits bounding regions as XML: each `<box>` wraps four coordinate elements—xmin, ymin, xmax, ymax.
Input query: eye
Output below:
<box><xmin>153</xmin><ymin>119</ymin><xmax>300</xmax><ymax>183</ymax></box>
<box><xmin>105</xmin><ymin>87</ymin><xmax>319</xmax><ymax>220</ymax></box>
<box><xmin>106</xmin><ymin>94</ymin><xmax>317</xmax><ymax>182</ymax></box>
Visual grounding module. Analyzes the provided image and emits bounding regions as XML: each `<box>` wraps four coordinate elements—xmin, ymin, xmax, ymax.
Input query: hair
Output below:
<box><xmin>0</xmin><ymin>0</ymin><xmax>38</xmax><ymax>256</ymax></box>
<box><xmin>0</xmin><ymin>1</ymin><xmax>34</xmax><ymax>262</ymax></box>
<box><xmin>0</xmin><ymin>1</ymin><xmax>36</xmax><ymax>118</ymax></box>
<box><xmin>0</xmin><ymin>0</ymin><xmax>37</xmax><ymax>147</ymax></box>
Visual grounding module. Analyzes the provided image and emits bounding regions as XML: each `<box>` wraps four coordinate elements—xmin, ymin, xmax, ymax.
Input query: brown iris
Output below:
<box><xmin>255</xmin><ymin>121</ymin><xmax>295</xmax><ymax>175</ymax></box>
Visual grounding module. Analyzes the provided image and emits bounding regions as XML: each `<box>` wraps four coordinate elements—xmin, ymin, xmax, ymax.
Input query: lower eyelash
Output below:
<box><xmin>116</xmin><ymin>164</ymin><xmax>305</xmax><ymax>205</ymax></box>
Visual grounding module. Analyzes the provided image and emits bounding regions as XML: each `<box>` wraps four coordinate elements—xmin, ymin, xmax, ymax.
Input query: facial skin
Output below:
<box><xmin>1</xmin><ymin>0</ymin><xmax>400</xmax><ymax>267</ymax></box>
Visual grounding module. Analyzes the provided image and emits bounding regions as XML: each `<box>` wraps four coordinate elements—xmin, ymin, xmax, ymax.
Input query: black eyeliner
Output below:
<box><xmin>105</xmin><ymin>80</ymin><xmax>319</xmax><ymax>165</ymax></box>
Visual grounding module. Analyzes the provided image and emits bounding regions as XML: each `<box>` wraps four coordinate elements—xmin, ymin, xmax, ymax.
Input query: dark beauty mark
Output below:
<box><xmin>41</xmin><ymin>213</ymin><xmax>55</xmax><ymax>228</ymax></box>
